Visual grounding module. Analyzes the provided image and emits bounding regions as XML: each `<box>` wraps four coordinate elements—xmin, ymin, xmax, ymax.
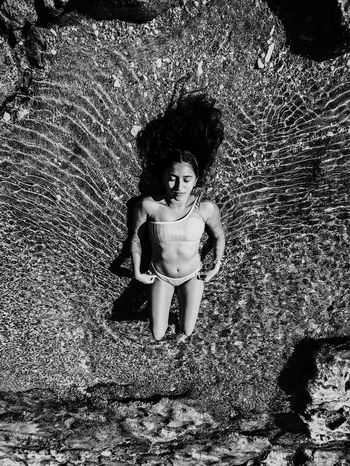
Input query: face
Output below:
<box><xmin>162</xmin><ymin>162</ymin><xmax>197</xmax><ymax>202</ymax></box>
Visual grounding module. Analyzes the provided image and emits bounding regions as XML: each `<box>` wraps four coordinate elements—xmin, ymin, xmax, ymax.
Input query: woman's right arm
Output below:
<box><xmin>130</xmin><ymin>199</ymin><xmax>156</xmax><ymax>284</ymax></box>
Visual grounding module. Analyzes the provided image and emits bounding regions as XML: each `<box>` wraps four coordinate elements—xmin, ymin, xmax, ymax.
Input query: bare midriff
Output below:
<box><xmin>152</xmin><ymin>240</ymin><xmax>201</xmax><ymax>278</ymax></box>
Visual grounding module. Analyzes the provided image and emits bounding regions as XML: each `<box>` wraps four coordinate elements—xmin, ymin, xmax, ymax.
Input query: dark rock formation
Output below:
<box><xmin>0</xmin><ymin>0</ymin><xmax>182</xmax><ymax>119</ymax></box>
<box><xmin>35</xmin><ymin>0</ymin><xmax>70</xmax><ymax>22</ymax></box>
<box><xmin>279</xmin><ymin>337</ymin><xmax>350</xmax><ymax>444</ymax></box>
<box><xmin>0</xmin><ymin>0</ymin><xmax>179</xmax><ymax>32</ymax></box>
<box><xmin>0</xmin><ymin>36</ymin><xmax>19</xmax><ymax>108</ymax></box>
<box><xmin>0</xmin><ymin>0</ymin><xmax>37</xmax><ymax>46</ymax></box>
<box><xmin>266</xmin><ymin>0</ymin><xmax>350</xmax><ymax>60</ymax></box>
<box><xmin>304</xmin><ymin>339</ymin><xmax>350</xmax><ymax>444</ymax></box>
<box><xmin>71</xmin><ymin>0</ymin><xmax>181</xmax><ymax>23</ymax></box>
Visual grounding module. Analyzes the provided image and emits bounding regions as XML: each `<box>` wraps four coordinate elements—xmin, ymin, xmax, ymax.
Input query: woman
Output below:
<box><xmin>131</xmin><ymin>92</ymin><xmax>225</xmax><ymax>340</ymax></box>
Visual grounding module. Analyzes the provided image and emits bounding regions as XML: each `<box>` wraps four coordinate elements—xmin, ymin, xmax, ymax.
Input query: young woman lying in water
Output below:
<box><xmin>130</xmin><ymin>92</ymin><xmax>225</xmax><ymax>340</ymax></box>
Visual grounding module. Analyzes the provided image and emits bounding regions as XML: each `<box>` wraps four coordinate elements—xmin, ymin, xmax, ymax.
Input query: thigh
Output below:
<box><xmin>177</xmin><ymin>277</ymin><xmax>204</xmax><ymax>335</ymax></box>
<box><xmin>151</xmin><ymin>278</ymin><xmax>174</xmax><ymax>332</ymax></box>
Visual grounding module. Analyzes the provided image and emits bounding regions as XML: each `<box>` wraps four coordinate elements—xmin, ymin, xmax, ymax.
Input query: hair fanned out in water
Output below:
<box><xmin>136</xmin><ymin>91</ymin><xmax>224</xmax><ymax>193</ymax></box>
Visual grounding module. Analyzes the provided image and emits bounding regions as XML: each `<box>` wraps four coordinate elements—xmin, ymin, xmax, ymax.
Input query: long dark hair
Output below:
<box><xmin>136</xmin><ymin>91</ymin><xmax>224</xmax><ymax>194</ymax></box>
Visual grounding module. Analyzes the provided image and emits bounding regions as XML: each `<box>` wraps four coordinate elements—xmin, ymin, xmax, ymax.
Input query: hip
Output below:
<box><xmin>151</xmin><ymin>262</ymin><xmax>202</xmax><ymax>287</ymax></box>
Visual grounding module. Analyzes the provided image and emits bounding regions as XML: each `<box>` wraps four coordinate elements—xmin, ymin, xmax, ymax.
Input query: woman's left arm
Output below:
<box><xmin>202</xmin><ymin>200</ymin><xmax>225</xmax><ymax>282</ymax></box>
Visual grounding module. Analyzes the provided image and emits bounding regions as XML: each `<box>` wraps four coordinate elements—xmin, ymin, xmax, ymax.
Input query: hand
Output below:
<box><xmin>135</xmin><ymin>272</ymin><xmax>157</xmax><ymax>284</ymax></box>
<box><xmin>198</xmin><ymin>263</ymin><xmax>221</xmax><ymax>282</ymax></box>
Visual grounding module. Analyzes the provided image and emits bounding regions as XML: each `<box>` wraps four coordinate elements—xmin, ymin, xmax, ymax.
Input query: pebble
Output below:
<box><xmin>63</xmin><ymin>417</ymin><xmax>74</xmax><ymax>428</ymax></box>
<box><xmin>131</xmin><ymin>125</ymin><xmax>142</xmax><ymax>137</ymax></box>
<box><xmin>3</xmin><ymin>112</ymin><xmax>11</xmax><ymax>122</ymax></box>
<box><xmin>257</xmin><ymin>58</ymin><xmax>264</xmax><ymax>69</ymax></box>
<box><xmin>113</xmin><ymin>77</ymin><xmax>121</xmax><ymax>88</ymax></box>
<box><xmin>265</xmin><ymin>42</ymin><xmax>275</xmax><ymax>63</ymax></box>
<box><xmin>197</xmin><ymin>60</ymin><xmax>203</xmax><ymax>78</ymax></box>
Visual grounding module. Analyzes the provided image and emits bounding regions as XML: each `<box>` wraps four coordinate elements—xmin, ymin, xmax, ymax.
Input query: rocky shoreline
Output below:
<box><xmin>1</xmin><ymin>393</ymin><xmax>349</xmax><ymax>465</ymax></box>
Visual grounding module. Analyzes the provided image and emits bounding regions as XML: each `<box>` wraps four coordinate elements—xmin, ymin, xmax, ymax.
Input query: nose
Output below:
<box><xmin>178</xmin><ymin>179</ymin><xmax>185</xmax><ymax>191</ymax></box>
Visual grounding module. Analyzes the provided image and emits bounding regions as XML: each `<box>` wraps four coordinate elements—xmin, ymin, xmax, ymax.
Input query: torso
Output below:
<box><xmin>147</xmin><ymin>194</ymin><xmax>205</xmax><ymax>278</ymax></box>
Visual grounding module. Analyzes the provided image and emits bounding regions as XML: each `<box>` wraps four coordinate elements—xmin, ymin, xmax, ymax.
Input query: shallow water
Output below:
<box><xmin>1</xmin><ymin>0</ymin><xmax>350</xmax><ymax>439</ymax></box>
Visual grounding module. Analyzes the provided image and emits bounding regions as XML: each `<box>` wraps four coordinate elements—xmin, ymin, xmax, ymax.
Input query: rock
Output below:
<box><xmin>208</xmin><ymin>433</ymin><xmax>272</xmax><ymax>465</ymax></box>
<box><xmin>131</xmin><ymin>124</ymin><xmax>142</xmax><ymax>137</ymax></box>
<box><xmin>304</xmin><ymin>448</ymin><xmax>346</xmax><ymax>466</ymax></box>
<box><xmin>256</xmin><ymin>57</ymin><xmax>265</xmax><ymax>69</ymax></box>
<box><xmin>0</xmin><ymin>460</ymin><xmax>24</xmax><ymax>466</ymax></box>
<box><xmin>267</xmin><ymin>0</ymin><xmax>350</xmax><ymax>60</ymax></box>
<box><xmin>23</xmin><ymin>24</ymin><xmax>48</xmax><ymax>68</ymax></box>
<box><xmin>260</xmin><ymin>448</ymin><xmax>293</xmax><ymax>465</ymax></box>
<box><xmin>124</xmin><ymin>399</ymin><xmax>217</xmax><ymax>442</ymax></box>
<box><xmin>302</xmin><ymin>340</ymin><xmax>350</xmax><ymax>443</ymax></box>
<box><xmin>73</xmin><ymin>0</ymin><xmax>181</xmax><ymax>23</ymax></box>
<box><xmin>197</xmin><ymin>59</ymin><xmax>203</xmax><ymax>77</ymax></box>
<box><xmin>113</xmin><ymin>76</ymin><xmax>121</xmax><ymax>88</ymax></box>
<box><xmin>264</xmin><ymin>42</ymin><xmax>275</xmax><ymax>63</ymax></box>
<box><xmin>279</xmin><ymin>337</ymin><xmax>350</xmax><ymax>444</ymax></box>
<box><xmin>0</xmin><ymin>0</ymin><xmax>37</xmax><ymax>37</ymax></box>
<box><xmin>35</xmin><ymin>0</ymin><xmax>70</xmax><ymax>22</ymax></box>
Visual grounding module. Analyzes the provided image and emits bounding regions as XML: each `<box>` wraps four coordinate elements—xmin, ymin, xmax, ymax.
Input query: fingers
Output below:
<box><xmin>144</xmin><ymin>270</ymin><xmax>156</xmax><ymax>284</ymax></box>
<box><xmin>135</xmin><ymin>273</ymin><xmax>157</xmax><ymax>284</ymax></box>
<box><xmin>144</xmin><ymin>273</ymin><xmax>156</xmax><ymax>284</ymax></box>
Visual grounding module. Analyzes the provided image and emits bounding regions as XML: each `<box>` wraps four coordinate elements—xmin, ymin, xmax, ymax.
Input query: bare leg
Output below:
<box><xmin>177</xmin><ymin>277</ymin><xmax>204</xmax><ymax>336</ymax></box>
<box><xmin>151</xmin><ymin>278</ymin><xmax>174</xmax><ymax>340</ymax></box>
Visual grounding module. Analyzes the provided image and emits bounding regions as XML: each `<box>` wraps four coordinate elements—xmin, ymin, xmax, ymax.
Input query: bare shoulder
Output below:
<box><xmin>136</xmin><ymin>195</ymin><xmax>160</xmax><ymax>216</ymax></box>
<box><xmin>199</xmin><ymin>197</ymin><xmax>221</xmax><ymax>221</ymax></box>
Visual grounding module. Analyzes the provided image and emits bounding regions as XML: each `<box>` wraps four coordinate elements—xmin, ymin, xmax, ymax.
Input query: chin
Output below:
<box><xmin>173</xmin><ymin>193</ymin><xmax>187</xmax><ymax>198</ymax></box>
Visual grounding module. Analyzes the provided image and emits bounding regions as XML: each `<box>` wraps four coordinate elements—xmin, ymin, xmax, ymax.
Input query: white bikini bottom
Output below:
<box><xmin>151</xmin><ymin>263</ymin><xmax>202</xmax><ymax>287</ymax></box>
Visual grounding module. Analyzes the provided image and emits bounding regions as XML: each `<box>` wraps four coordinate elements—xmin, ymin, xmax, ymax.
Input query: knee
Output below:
<box><xmin>183</xmin><ymin>325</ymin><xmax>195</xmax><ymax>337</ymax></box>
<box><xmin>152</xmin><ymin>326</ymin><xmax>167</xmax><ymax>340</ymax></box>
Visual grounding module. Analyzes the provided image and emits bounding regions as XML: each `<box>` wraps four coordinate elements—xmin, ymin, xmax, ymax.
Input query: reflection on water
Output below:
<box><xmin>1</xmin><ymin>1</ymin><xmax>350</xmax><ymax>422</ymax></box>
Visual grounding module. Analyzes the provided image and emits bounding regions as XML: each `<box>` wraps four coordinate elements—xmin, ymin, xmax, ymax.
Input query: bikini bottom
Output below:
<box><xmin>151</xmin><ymin>262</ymin><xmax>202</xmax><ymax>287</ymax></box>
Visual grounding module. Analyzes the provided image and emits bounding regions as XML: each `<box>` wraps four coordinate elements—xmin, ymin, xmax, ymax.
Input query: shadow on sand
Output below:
<box><xmin>108</xmin><ymin>195</ymin><xmax>151</xmax><ymax>322</ymax></box>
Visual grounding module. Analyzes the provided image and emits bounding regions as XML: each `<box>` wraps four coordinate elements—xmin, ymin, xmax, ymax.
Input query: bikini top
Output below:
<box><xmin>149</xmin><ymin>195</ymin><xmax>205</xmax><ymax>244</ymax></box>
